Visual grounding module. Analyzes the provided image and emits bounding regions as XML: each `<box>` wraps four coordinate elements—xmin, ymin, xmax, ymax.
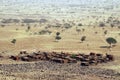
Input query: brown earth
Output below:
<box><xmin>0</xmin><ymin>21</ymin><xmax>120</xmax><ymax>80</ymax></box>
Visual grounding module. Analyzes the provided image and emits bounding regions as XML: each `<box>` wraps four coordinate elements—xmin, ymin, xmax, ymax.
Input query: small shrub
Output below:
<box><xmin>11</xmin><ymin>39</ymin><xmax>16</xmax><ymax>44</ymax></box>
<box><xmin>99</xmin><ymin>22</ymin><xmax>105</xmax><ymax>27</ymax></box>
<box><xmin>1</xmin><ymin>24</ymin><xmax>5</xmax><ymax>27</ymax></box>
<box><xmin>56</xmin><ymin>32</ymin><xmax>60</xmax><ymax>36</ymax></box>
<box><xmin>55</xmin><ymin>36</ymin><xmax>61</xmax><ymax>40</ymax></box>
<box><xmin>81</xmin><ymin>36</ymin><xmax>86</xmax><ymax>42</ymax></box>
<box><xmin>78</xmin><ymin>23</ymin><xmax>83</xmax><ymax>26</ymax></box>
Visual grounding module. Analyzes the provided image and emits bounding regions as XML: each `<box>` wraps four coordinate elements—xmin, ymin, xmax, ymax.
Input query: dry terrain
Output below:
<box><xmin>0</xmin><ymin>20</ymin><xmax>120</xmax><ymax>80</ymax></box>
<box><xmin>0</xmin><ymin>0</ymin><xmax>120</xmax><ymax>80</ymax></box>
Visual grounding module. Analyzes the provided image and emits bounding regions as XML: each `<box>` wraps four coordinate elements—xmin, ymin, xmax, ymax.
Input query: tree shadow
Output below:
<box><xmin>53</xmin><ymin>41</ymin><xmax>58</xmax><ymax>42</ymax></box>
<box><xmin>100</xmin><ymin>46</ymin><xmax>110</xmax><ymax>48</ymax></box>
<box><xmin>100</xmin><ymin>45</ymin><xmax>116</xmax><ymax>48</ymax></box>
<box><xmin>78</xmin><ymin>42</ymin><xmax>82</xmax><ymax>43</ymax></box>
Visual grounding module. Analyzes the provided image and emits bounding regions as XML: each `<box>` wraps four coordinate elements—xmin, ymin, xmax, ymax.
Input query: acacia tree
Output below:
<box><xmin>55</xmin><ymin>32</ymin><xmax>61</xmax><ymax>42</ymax></box>
<box><xmin>106</xmin><ymin>37</ymin><xmax>117</xmax><ymax>48</ymax></box>
<box><xmin>81</xmin><ymin>36</ymin><xmax>86</xmax><ymax>42</ymax></box>
<box><xmin>56</xmin><ymin>32</ymin><xmax>60</xmax><ymax>36</ymax></box>
<box><xmin>11</xmin><ymin>39</ymin><xmax>16</xmax><ymax>44</ymax></box>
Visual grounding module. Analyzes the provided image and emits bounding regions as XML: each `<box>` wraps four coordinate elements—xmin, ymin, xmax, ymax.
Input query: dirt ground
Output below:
<box><xmin>0</xmin><ymin>21</ymin><xmax>120</xmax><ymax>80</ymax></box>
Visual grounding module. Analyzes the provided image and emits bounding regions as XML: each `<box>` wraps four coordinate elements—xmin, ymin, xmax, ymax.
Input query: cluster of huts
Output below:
<box><xmin>9</xmin><ymin>51</ymin><xmax>114</xmax><ymax>66</ymax></box>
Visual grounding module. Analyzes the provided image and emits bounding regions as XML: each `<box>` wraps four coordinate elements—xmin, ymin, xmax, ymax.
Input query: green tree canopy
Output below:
<box><xmin>106</xmin><ymin>37</ymin><xmax>117</xmax><ymax>47</ymax></box>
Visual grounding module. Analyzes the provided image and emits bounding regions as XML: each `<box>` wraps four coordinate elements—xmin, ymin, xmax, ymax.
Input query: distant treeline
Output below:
<box><xmin>0</xmin><ymin>18</ymin><xmax>48</xmax><ymax>23</ymax></box>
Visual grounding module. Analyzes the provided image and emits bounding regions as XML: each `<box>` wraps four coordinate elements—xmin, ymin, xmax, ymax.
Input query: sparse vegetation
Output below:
<box><xmin>64</xmin><ymin>23</ymin><xmax>72</xmax><ymax>29</ymax></box>
<box><xmin>81</xmin><ymin>36</ymin><xmax>86</xmax><ymax>42</ymax></box>
<box><xmin>99</xmin><ymin>22</ymin><xmax>105</xmax><ymax>27</ymax></box>
<box><xmin>55</xmin><ymin>36</ymin><xmax>61</xmax><ymax>41</ymax></box>
<box><xmin>1</xmin><ymin>19</ymin><xmax>20</xmax><ymax>23</ymax></box>
<box><xmin>56</xmin><ymin>32</ymin><xmax>60</xmax><ymax>36</ymax></box>
<box><xmin>104</xmin><ymin>30</ymin><xmax>108</xmax><ymax>35</ymax></box>
<box><xmin>11</xmin><ymin>39</ymin><xmax>16</xmax><ymax>44</ymax></box>
<box><xmin>0</xmin><ymin>24</ymin><xmax>5</xmax><ymax>27</ymax></box>
<box><xmin>39</xmin><ymin>30</ymin><xmax>51</xmax><ymax>35</ymax></box>
<box><xmin>95</xmin><ymin>31</ymin><xmax>98</xmax><ymax>34</ymax></box>
<box><xmin>110</xmin><ymin>24</ymin><xmax>114</xmax><ymax>28</ymax></box>
<box><xmin>78</xmin><ymin>23</ymin><xmax>83</xmax><ymax>26</ymax></box>
<box><xmin>82</xmin><ymin>28</ymin><xmax>85</xmax><ymax>32</ymax></box>
<box><xmin>39</xmin><ymin>19</ymin><xmax>48</xmax><ymax>23</ymax></box>
<box><xmin>16</xmin><ymin>28</ymin><xmax>19</xmax><ymax>31</ymax></box>
<box><xmin>118</xmin><ymin>26</ymin><xmax>120</xmax><ymax>29</ymax></box>
<box><xmin>55</xmin><ymin>32</ymin><xmax>61</xmax><ymax>42</ymax></box>
<box><xmin>22</xmin><ymin>19</ymin><xmax>38</xmax><ymax>23</ymax></box>
<box><xmin>0</xmin><ymin>0</ymin><xmax>120</xmax><ymax>80</ymax></box>
<box><xmin>27</xmin><ymin>25</ymin><xmax>31</xmax><ymax>31</ymax></box>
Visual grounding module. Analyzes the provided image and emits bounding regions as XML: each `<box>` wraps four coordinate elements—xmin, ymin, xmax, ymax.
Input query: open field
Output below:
<box><xmin>0</xmin><ymin>23</ymin><xmax>119</xmax><ymax>55</ymax></box>
<box><xmin>0</xmin><ymin>19</ymin><xmax>120</xmax><ymax>80</ymax></box>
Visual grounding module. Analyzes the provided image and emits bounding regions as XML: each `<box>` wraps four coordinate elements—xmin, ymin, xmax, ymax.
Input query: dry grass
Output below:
<box><xmin>0</xmin><ymin>22</ymin><xmax>120</xmax><ymax>80</ymax></box>
<box><xmin>0</xmin><ymin>24</ymin><xmax>119</xmax><ymax>54</ymax></box>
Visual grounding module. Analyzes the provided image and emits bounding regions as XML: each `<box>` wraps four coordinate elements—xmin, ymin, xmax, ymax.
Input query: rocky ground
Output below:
<box><xmin>0</xmin><ymin>61</ymin><xmax>120</xmax><ymax>80</ymax></box>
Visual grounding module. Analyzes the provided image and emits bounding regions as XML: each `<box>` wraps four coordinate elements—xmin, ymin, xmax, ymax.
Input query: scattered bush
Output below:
<box><xmin>81</xmin><ymin>36</ymin><xmax>86</xmax><ymax>42</ymax></box>
<box><xmin>56</xmin><ymin>32</ymin><xmax>60</xmax><ymax>36</ymax></box>
<box><xmin>0</xmin><ymin>24</ymin><xmax>5</xmax><ymax>27</ymax></box>
<box><xmin>78</xmin><ymin>23</ymin><xmax>83</xmax><ymax>26</ymax></box>
<box><xmin>11</xmin><ymin>39</ymin><xmax>16</xmax><ymax>44</ymax></box>
<box><xmin>99</xmin><ymin>22</ymin><xmax>105</xmax><ymax>27</ymax></box>
<box><xmin>39</xmin><ymin>30</ymin><xmax>52</xmax><ymax>35</ymax></box>
<box><xmin>104</xmin><ymin>30</ymin><xmax>107</xmax><ymax>35</ymax></box>
<box><xmin>64</xmin><ymin>23</ymin><xmax>72</xmax><ymax>29</ymax></box>
<box><xmin>55</xmin><ymin>36</ymin><xmax>61</xmax><ymax>41</ymax></box>
<box><xmin>55</xmin><ymin>32</ymin><xmax>61</xmax><ymax>42</ymax></box>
